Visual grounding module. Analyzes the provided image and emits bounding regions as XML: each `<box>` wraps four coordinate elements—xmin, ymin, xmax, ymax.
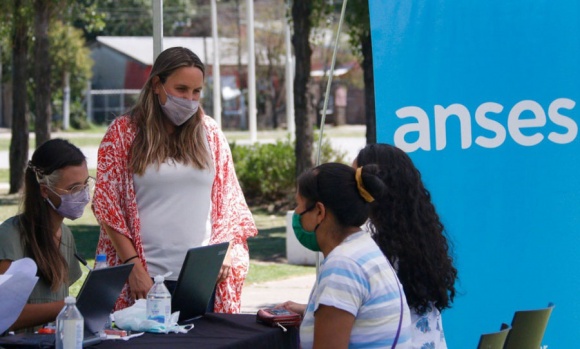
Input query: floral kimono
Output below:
<box><xmin>92</xmin><ymin>114</ymin><xmax>257</xmax><ymax>312</ymax></box>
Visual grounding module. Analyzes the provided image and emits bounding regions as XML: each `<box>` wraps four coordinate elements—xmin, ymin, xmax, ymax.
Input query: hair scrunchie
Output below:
<box><xmin>27</xmin><ymin>161</ymin><xmax>45</xmax><ymax>180</ymax></box>
<box><xmin>355</xmin><ymin>167</ymin><xmax>375</xmax><ymax>203</ymax></box>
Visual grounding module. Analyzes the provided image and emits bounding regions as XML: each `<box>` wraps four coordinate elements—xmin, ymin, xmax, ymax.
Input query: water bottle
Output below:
<box><xmin>55</xmin><ymin>296</ymin><xmax>84</xmax><ymax>349</ymax></box>
<box><xmin>94</xmin><ymin>253</ymin><xmax>111</xmax><ymax>329</ymax></box>
<box><xmin>94</xmin><ymin>254</ymin><xmax>108</xmax><ymax>269</ymax></box>
<box><xmin>146</xmin><ymin>275</ymin><xmax>171</xmax><ymax>327</ymax></box>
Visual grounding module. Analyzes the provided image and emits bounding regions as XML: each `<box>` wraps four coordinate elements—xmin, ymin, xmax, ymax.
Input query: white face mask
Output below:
<box><xmin>159</xmin><ymin>85</ymin><xmax>200</xmax><ymax>126</ymax></box>
<box><xmin>46</xmin><ymin>186</ymin><xmax>90</xmax><ymax>220</ymax></box>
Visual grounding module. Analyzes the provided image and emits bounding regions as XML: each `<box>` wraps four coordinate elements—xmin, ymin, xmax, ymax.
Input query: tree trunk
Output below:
<box><xmin>9</xmin><ymin>0</ymin><xmax>29</xmax><ymax>194</ymax></box>
<box><xmin>33</xmin><ymin>0</ymin><xmax>52</xmax><ymax>147</ymax></box>
<box><xmin>292</xmin><ymin>0</ymin><xmax>314</xmax><ymax>177</ymax></box>
<box><xmin>361</xmin><ymin>32</ymin><xmax>376</xmax><ymax>145</ymax></box>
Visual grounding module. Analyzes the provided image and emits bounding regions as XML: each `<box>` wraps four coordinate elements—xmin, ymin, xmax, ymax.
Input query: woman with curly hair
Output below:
<box><xmin>355</xmin><ymin>143</ymin><xmax>458</xmax><ymax>349</ymax></box>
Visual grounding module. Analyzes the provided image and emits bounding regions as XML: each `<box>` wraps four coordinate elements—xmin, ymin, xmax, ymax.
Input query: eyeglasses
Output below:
<box><xmin>50</xmin><ymin>176</ymin><xmax>96</xmax><ymax>195</ymax></box>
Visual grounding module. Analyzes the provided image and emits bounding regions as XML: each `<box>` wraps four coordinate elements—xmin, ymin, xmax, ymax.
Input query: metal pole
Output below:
<box><xmin>63</xmin><ymin>71</ymin><xmax>70</xmax><ymax>130</ymax></box>
<box><xmin>314</xmin><ymin>0</ymin><xmax>349</xmax><ymax>278</ymax></box>
<box><xmin>315</xmin><ymin>0</ymin><xmax>348</xmax><ymax>166</ymax></box>
<box><xmin>246</xmin><ymin>0</ymin><xmax>257</xmax><ymax>142</ymax></box>
<box><xmin>152</xmin><ymin>0</ymin><xmax>163</xmax><ymax>61</ymax></box>
<box><xmin>211</xmin><ymin>0</ymin><xmax>222</xmax><ymax>127</ymax></box>
<box><xmin>0</xmin><ymin>44</ymin><xmax>3</xmax><ymax>127</ymax></box>
<box><xmin>86</xmin><ymin>81</ymin><xmax>92</xmax><ymax>124</ymax></box>
<box><xmin>284</xmin><ymin>3</ymin><xmax>294</xmax><ymax>139</ymax></box>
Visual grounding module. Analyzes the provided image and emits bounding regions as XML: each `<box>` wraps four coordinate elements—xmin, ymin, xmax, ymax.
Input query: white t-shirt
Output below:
<box><xmin>134</xmin><ymin>160</ymin><xmax>214</xmax><ymax>281</ymax></box>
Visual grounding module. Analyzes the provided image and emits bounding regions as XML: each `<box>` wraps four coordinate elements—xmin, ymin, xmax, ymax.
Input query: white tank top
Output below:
<box><xmin>134</xmin><ymin>158</ymin><xmax>214</xmax><ymax>281</ymax></box>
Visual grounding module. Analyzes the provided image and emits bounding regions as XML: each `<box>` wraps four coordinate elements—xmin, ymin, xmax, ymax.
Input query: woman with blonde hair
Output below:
<box><xmin>92</xmin><ymin>46</ymin><xmax>257</xmax><ymax>312</ymax></box>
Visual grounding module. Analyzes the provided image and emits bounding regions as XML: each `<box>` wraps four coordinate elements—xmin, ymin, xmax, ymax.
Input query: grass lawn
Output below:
<box><xmin>0</xmin><ymin>125</ymin><xmax>108</xmax><ymax>150</ymax></box>
<box><xmin>0</xmin><ymin>190</ymin><xmax>314</xmax><ymax>296</ymax></box>
<box><xmin>0</xmin><ymin>169</ymin><xmax>8</xmax><ymax>183</ymax></box>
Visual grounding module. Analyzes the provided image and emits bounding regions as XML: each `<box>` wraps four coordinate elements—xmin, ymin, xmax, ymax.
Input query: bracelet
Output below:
<box><xmin>123</xmin><ymin>255</ymin><xmax>139</xmax><ymax>264</ymax></box>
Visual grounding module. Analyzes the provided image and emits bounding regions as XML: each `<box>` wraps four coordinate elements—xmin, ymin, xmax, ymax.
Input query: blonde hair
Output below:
<box><xmin>129</xmin><ymin>47</ymin><xmax>211</xmax><ymax>175</ymax></box>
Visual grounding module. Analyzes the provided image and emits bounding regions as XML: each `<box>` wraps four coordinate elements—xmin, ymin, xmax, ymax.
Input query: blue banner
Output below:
<box><xmin>369</xmin><ymin>1</ymin><xmax>579</xmax><ymax>347</ymax></box>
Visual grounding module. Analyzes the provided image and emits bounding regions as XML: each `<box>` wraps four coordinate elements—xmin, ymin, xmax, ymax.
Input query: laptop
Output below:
<box><xmin>0</xmin><ymin>263</ymin><xmax>133</xmax><ymax>347</ymax></box>
<box><xmin>76</xmin><ymin>263</ymin><xmax>134</xmax><ymax>340</ymax></box>
<box><xmin>172</xmin><ymin>242</ymin><xmax>229</xmax><ymax>324</ymax></box>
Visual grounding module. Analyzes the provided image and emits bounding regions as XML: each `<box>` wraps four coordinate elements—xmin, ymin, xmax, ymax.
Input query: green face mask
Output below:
<box><xmin>292</xmin><ymin>207</ymin><xmax>321</xmax><ymax>252</ymax></box>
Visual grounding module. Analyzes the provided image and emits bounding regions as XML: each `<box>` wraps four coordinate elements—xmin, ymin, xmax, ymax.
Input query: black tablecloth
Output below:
<box><xmin>87</xmin><ymin>313</ymin><xmax>299</xmax><ymax>349</ymax></box>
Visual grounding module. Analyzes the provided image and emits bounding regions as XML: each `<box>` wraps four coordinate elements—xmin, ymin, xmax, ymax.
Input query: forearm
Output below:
<box><xmin>103</xmin><ymin>224</ymin><xmax>138</xmax><ymax>263</ymax></box>
<box><xmin>11</xmin><ymin>301</ymin><xmax>65</xmax><ymax>331</ymax></box>
<box><xmin>103</xmin><ymin>224</ymin><xmax>152</xmax><ymax>300</ymax></box>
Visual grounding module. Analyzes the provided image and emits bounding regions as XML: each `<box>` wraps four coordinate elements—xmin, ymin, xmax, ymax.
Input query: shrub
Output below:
<box><xmin>231</xmin><ymin>137</ymin><xmax>346</xmax><ymax>212</ymax></box>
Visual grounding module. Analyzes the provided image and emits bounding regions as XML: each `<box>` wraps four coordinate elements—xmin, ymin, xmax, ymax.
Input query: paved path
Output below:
<box><xmin>240</xmin><ymin>274</ymin><xmax>315</xmax><ymax>314</ymax></box>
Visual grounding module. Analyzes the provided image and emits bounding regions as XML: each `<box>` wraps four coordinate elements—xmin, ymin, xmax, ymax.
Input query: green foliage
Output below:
<box><xmin>1</xmin><ymin>2</ymin><xmax>95</xmax><ymax>130</ymax></box>
<box><xmin>50</xmin><ymin>21</ymin><xmax>93</xmax><ymax>96</ymax></box>
<box><xmin>313</xmin><ymin>131</ymin><xmax>347</xmax><ymax>165</ymax></box>
<box><xmin>231</xmin><ymin>136</ymin><xmax>346</xmax><ymax>211</ymax></box>
<box><xmin>89</xmin><ymin>0</ymin><xmax>199</xmax><ymax>37</ymax></box>
<box><xmin>0</xmin><ymin>2</ymin><xmax>13</xmax><ymax>82</ymax></box>
<box><xmin>70</xmin><ymin>1</ymin><xmax>106</xmax><ymax>35</ymax></box>
<box><xmin>24</xmin><ymin>20</ymin><xmax>93</xmax><ymax>130</ymax></box>
<box><xmin>232</xmin><ymin>138</ymin><xmax>296</xmax><ymax>208</ymax></box>
<box><xmin>50</xmin><ymin>21</ymin><xmax>94</xmax><ymax>129</ymax></box>
<box><xmin>344</xmin><ymin>0</ymin><xmax>370</xmax><ymax>59</ymax></box>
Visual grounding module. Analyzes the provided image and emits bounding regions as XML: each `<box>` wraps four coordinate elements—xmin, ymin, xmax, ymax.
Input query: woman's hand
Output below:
<box><xmin>216</xmin><ymin>242</ymin><xmax>233</xmax><ymax>283</ymax></box>
<box><xmin>276</xmin><ymin>300</ymin><xmax>307</xmax><ymax>316</ymax></box>
<box><xmin>102</xmin><ymin>224</ymin><xmax>153</xmax><ymax>300</ymax></box>
<box><xmin>127</xmin><ymin>260</ymin><xmax>153</xmax><ymax>300</ymax></box>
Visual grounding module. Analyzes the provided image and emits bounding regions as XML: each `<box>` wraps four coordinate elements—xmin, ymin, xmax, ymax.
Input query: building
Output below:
<box><xmin>90</xmin><ymin>36</ymin><xmax>253</xmax><ymax>125</ymax></box>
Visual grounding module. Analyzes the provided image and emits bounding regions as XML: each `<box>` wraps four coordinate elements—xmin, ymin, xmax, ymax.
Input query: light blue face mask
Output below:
<box><xmin>159</xmin><ymin>85</ymin><xmax>200</xmax><ymax>126</ymax></box>
<box><xmin>292</xmin><ymin>206</ymin><xmax>321</xmax><ymax>252</ymax></box>
<box><xmin>113</xmin><ymin>299</ymin><xmax>194</xmax><ymax>334</ymax></box>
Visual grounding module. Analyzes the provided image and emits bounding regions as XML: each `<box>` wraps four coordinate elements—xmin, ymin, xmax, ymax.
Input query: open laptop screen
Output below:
<box><xmin>0</xmin><ymin>263</ymin><xmax>133</xmax><ymax>348</ymax></box>
<box><xmin>76</xmin><ymin>263</ymin><xmax>134</xmax><ymax>336</ymax></box>
<box><xmin>172</xmin><ymin>242</ymin><xmax>229</xmax><ymax>323</ymax></box>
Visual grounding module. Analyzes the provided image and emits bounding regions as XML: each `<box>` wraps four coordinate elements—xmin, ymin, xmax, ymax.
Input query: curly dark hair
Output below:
<box><xmin>355</xmin><ymin>143</ymin><xmax>458</xmax><ymax>314</ymax></box>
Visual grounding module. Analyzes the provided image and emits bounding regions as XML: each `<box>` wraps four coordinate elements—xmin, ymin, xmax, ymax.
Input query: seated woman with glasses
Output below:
<box><xmin>0</xmin><ymin>138</ymin><xmax>94</xmax><ymax>332</ymax></box>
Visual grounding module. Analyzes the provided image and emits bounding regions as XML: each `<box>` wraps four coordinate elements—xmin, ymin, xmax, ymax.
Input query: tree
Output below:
<box><xmin>254</xmin><ymin>3</ymin><xmax>286</xmax><ymax>129</ymax></box>
<box><xmin>33</xmin><ymin>0</ymin><xmax>56</xmax><ymax>147</ymax></box>
<box><xmin>345</xmin><ymin>1</ymin><xmax>375</xmax><ymax>144</ymax></box>
<box><xmin>50</xmin><ymin>21</ymin><xmax>94</xmax><ymax>129</ymax></box>
<box><xmin>291</xmin><ymin>1</ymin><xmax>314</xmax><ymax>177</ymax></box>
<box><xmin>1</xmin><ymin>0</ymin><xmax>98</xmax><ymax>193</ymax></box>
<box><xmin>290</xmin><ymin>0</ymin><xmax>336</xmax><ymax>176</ymax></box>
<box><xmin>84</xmin><ymin>0</ymin><xmax>196</xmax><ymax>38</ymax></box>
<box><xmin>9</xmin><ymin>0</ymin><xmax>30</xmax><ymax>194</ymax></box>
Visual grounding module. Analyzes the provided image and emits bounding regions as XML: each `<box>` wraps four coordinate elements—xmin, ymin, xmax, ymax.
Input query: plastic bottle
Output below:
<box><xmin>94</xmin><ymin>254</ymin><xmax>108</xmax><ymax>269</ymax></box>
<box><xmin>55</xmin><ymin>296</ymin><xmax>84</xmax><ymax>349</ymax></box>
<box><xmin>146</xmin><ymin>275</ymin><xmax>171</xmax><ymax>327</ymax></box>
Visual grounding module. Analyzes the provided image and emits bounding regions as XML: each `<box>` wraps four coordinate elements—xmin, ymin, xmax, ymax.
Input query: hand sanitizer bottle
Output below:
<box><xmin>146</xmin><ymin>275</ymin><xmax>171</xmax><ymax>327</ymax></box>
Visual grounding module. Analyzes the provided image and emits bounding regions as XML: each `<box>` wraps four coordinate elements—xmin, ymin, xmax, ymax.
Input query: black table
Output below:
<box><xmin>87</xmin><ymin>313</ymin><xmax>299</xmax><ymax>349</ymax></box>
